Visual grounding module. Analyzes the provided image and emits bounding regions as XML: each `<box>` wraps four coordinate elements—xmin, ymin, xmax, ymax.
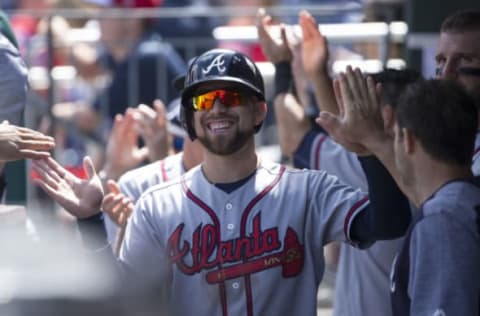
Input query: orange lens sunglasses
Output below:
<box><xmin>192</xmin><ymin>89</ymin><xmax>246</xmax><ymax>111</ymax></box>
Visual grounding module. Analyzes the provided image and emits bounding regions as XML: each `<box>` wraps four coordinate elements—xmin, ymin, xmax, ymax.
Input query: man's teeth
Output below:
<box><xmin>209</xmin><ymin>121</ymin><xmax>231</xmax><ymax>130</ymax></box>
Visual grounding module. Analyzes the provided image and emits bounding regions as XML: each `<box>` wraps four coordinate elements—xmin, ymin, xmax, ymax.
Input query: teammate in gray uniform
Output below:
<box><xmin>256</xmin><ymin>9</ymin><xmax>418</xmax><ymax>316</ymax></box>
<box><xmin>319</xmin><ymin>69</ymin><xmax>480</xmax><ymax>315</ymax></box>
<box><xmin>102</xmin><ymin>134</ymin><xmax>203</xmax><ymax>254</ymax></box>
<box><xmin>32</xmin><ymin>48</ymin><xmax>411</xmax><ymax>316</ymax></box>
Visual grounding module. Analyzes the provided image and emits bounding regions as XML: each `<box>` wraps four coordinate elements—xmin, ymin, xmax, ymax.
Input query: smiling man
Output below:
<box><xmin>32</xmin><ymin>48</ymin><xmax>411</xmax><ymax>316</ymax></box>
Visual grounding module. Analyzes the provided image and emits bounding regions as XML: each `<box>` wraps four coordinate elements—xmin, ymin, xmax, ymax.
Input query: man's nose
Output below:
<box><xmin>210</xmin><ymin>99</ymin><xmax>228</xmax><ymax>113</ymax></box>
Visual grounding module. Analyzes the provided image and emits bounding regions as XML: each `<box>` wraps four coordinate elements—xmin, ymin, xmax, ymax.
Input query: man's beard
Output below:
<box><xmin>197</xmin><ymin>127</ymin><xmax>254</xmax><ymax>156</ymax></box>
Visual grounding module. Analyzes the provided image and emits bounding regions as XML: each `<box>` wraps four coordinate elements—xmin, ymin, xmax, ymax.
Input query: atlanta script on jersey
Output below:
<box><xmin>120</xmin><ymin>160</ymin><xmax>369</xmax><ymax>316</ymax></box>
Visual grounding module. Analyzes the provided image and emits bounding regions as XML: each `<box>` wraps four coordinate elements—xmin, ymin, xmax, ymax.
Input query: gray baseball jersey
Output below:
<box><xmin>120</xmin><ymin>160</ymin><xmax>370</xmax><ymax>316</ymax></box>
<box><xmin>299</xmin><ymin>131</ymin><xmax>405</xmax><ymax>316</ymax></box>
<box><xmin>104</xmin><ymin>153</ymin><xmax>185</xmax><ymax>245</ymax></box>
<box><xmin>391</xmin><ymin>179</ymin><xmax>480</xmax><ymax>315</ymax></box>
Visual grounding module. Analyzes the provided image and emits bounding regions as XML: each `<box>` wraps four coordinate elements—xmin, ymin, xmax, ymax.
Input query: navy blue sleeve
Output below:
<box><xmin>77</xmin><ymin>212</ymin><xmax>111</xmax><ymax>251</ymax></box>
<box><xmin>292</xmin><ymin>129</ymin><xmax>320</xmax><ymax>169</ymax></box>
<box><xmin>350</xmin><ymin>156</ymin><xmax>411</xmax><ymax>244</ymax></box>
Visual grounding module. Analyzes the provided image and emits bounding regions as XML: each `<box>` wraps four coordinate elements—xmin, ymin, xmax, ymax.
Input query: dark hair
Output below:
<box><xmin>370</xmin><ymin>68</ymin><xmax>423</xmax><ymax>107</ymax></box>
<box><xmin>396</xmin><ymin>79</ymin><xmax>478</xmax><ymax>165</ymax></box>
<box><xmin>441</xmin><ymin>9</ymin><xmax>480</xmax><ymax>33</ymax></box>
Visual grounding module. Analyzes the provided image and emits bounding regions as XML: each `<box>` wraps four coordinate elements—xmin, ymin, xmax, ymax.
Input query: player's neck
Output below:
<box><xmin>202</xmin><ymin>145</ymin><xmax>259</xmax><ymax>184</ymax></box>
<box><xmin>410</xmin><ymin>157</ymin><xmax>472</xmax><ymax>207</ymax></box>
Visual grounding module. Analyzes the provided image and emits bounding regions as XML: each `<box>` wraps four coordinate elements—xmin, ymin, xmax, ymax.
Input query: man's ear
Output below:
<box><xmin>254</xmin><ymin>101</ymin><xmax>267</xmax><ymax>125</ymax></box>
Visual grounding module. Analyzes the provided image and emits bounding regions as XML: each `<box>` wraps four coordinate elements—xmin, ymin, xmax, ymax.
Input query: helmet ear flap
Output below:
<box><xmin>180</xmin><ymin>100</ymin><xmax>196</xmax><ymax>141</ymax></box>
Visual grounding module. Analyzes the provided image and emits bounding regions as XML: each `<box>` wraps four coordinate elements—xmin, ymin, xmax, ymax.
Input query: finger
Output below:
<box><xmin>17</xmin><ymin>150</ymin><xmax>51</xmax><ymax>160</ymax></box>
<box><xmin>136</xmin><ymin>104</ymin><xmax>156</xmax><ymax>119</ymax></box>
<box><xmin>344</xmin><ymin>66</ymin><xmax>362</xmax><ymax>103</ymax></box>
<box><xmin>316</xmin><ymin>111</ymin><xmax>341</xmax><ymax>136</ymax></box>
<box><xmin>32</xmin><ymin>178</ymin><xmax>62</xmax><ymax>201</ymax></box>
<box><xmin>279</xmin><ymin>23</ymin><xmax>290</xmax><ymax>47</ymax></box>
<box><xmin>32</xmin><ymin>162</ymin><xmax>61</xmax><ymax>190</ymax></box>
<box><xmin>107</xmin><ymin>179</ymin><xmax>120</xmax><ymax>194</ymax></box>
<box><xmin>102</xmin><ymin>193</ymin><xmax>122</xmax><ymax>215</ymax></box>
<box><xmin>375</xmin><ymin>82</ymin><xmax>383</xmax><ymax>104</ymax></box>
<box><xmin>17</xmin><ymin>131</ymin><xmax>55</xmax><ymax>143</ymax></box>
<box><xmin>16</xmin><ymin>139</ymin><xmax>56</xmax><ymax>150</ymax></box>
<box><xmin>299</xmin><ymin>10</ymin><xmax>315</xmax><ymax>40</ymax></box>
<box><xmin>367</xmin><ymin>77</ymin><xmax>380</xmax><ymax>109</ymax></box>
<box><xmin>153</xmin><ymin>99</ymin><xmax>167</xmax><ymax>126</ymax></box>
<box><xmin>354</xmin><ymin>67</ymin><xmax>369</xmax><ymax>101</ymax></box>
<box><xmin>104</xmin><ymin>195</ymin><xmax>125</xmax><ymax>218</ymax></box>
<box><xmin>33</xmin><ymin>159</ymin><xmax>62</xmax><ymax>183</ymax></box>
<box><xmin>338</xmin><ymin>73</ymin><xmax>354</xmax><ymax>114</ymax></box>
<box><xmin>382</xmin><ymin>104</ymin><xmax>395</xmax><ymax>132</ymax></box>
<box><xmin>256</xmin><ymin>7</ymin><xmax>267</xmax><ymax>28</ymax></box>
<box><xmin>83</xmin><ymin>156</ymin><xmax>97</xmax><ymax>179</ymax></box>
<box><xmin>333</xmin><ymin>78</ymin><xmax>344</xmax><ymax>116</ymax></box>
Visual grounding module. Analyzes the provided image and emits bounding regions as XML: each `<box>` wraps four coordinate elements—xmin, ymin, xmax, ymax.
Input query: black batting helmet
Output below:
<box><xmin>179</xmin><ymin>49</ymin><xmax>265</xmax><ymax>140</ymax></box>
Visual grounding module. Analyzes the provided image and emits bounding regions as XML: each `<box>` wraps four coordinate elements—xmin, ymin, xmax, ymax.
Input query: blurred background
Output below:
<box><xmin>0</xmin><ymin>0</ymin><xmax>478</xmax><ymax>315</ymax></box>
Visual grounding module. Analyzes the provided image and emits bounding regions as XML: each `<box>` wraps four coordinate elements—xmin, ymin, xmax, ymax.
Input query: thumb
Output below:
<box><xmin>83</xmin><ymin>156</ymin><xmax>97</xmax><ymax>179</ymax></box>
<box><xmin>107</xmin><ymin>179</ymin><xmax>120</xmax><ymax>194</ymax></box>
<box><xmin>316</xmin><ymin>111</ymin><xmax>340</xmax><ymax>135</ymax></box>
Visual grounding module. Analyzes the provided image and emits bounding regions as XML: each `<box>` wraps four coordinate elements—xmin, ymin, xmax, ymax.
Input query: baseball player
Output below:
<box><xmin>100</xmin><ymin>101</ymin><xmax>203</xmax><ymax>242</ymax></box>
<box><xmin>256</xmin><ymin>10</ymin><xmax>419</xmax><ymax>316</ymax></box>
<box><xmin>320</xmin><ymin>67</ymin><xmax>480</xmax><ymax>315</ymax></box>
<box><xmin>32</xmin><ymin>48</ymin><xmax>411</xmax><ymax>316</ymax></box>
<box><xmin>435</xmin><ymin>9</ymin><xmax>480</xmax><ymax>175</ymax></box>
<box><xmin>102</xmin><ymin>131</ymin><xmax>203</xmax><ymax>255</ymax></box>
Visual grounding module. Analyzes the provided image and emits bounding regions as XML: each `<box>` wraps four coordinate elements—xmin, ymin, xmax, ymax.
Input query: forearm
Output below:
<box><xmin>350</xmin><ymin>155</ymin><xmax>411</xmax><ymax>244</ymax></box>
<box><xmin>310</xmin><ymin>71</ymin><xmax>338</xmax><ymax>114</ymax></box>
<box><xmin>367</xmin><ymin>140</ymin><xmax>415</xmax><ymax>205</ymax></box>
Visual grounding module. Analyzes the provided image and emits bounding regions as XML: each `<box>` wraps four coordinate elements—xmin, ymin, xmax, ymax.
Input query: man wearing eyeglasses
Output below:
<box><xmin>32</xmin><ymin>48</ymin><xmax>412</xmax><ymax>316</ymax></box>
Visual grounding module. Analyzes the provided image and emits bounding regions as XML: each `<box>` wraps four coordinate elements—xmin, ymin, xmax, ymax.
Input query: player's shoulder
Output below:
<box><xmin>420</xmin><ymin>179</ymin><xmax>480</xmax><ymax>236</ymax></box>
<box><xmin>118</xmin><ymin>161</ymin><xmax>163</xmax><ymax>184</ymax></box>
<box><xmin>138</xmin><ymin>163</ymin><xmax>199</xmax><ymax>200</ymax></box>
<box><xmin>423</xmin><ymin>178</ymin><xmax>480</xmax><ymax>215</ymax></box>
<box><xmin>118</xmin><ymin>153</ymin><xmax>183</xmax><ymax>185</ymax></box>
<box><xmin>257</xmin><ymin>159</ymin><xmax>333</xmax><ymax>187</ymax></box>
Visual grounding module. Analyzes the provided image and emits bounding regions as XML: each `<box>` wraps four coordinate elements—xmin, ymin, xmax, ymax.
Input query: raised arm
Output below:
<box><xmin>299</xmin><ymin>10</ymin><xmax>338</xmax><ymax>115</ymax></box>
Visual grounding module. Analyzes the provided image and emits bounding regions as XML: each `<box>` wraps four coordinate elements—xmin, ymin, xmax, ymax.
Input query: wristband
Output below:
<box><xmin>274</xmin><ymin>61</ymin><xmax>293</xmax><ymax>95</ymax></box>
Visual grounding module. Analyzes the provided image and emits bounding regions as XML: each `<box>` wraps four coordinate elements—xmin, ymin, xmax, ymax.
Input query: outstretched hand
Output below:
<box><xmin>0</xmin><ymin>121</ymin><xmax>55</xmax><ymax>162</ymax></box>
<box><xmin>256</xmin><ymin>8</ymin><xmax>292</xmax><ymax>63</ymax></box>
<box><xmin>299</xmin><ymin>10</ymin><xmax>329</xmax><ymax>80</ymax></box>
<box><xmin>103</xmin><ymin>111</ymin><xmax>149</xmax><ymax>181</ymax></box>
<box><xmin>102</xmin><ymin>180</ymin><xmax>133</xmax><ymax>228</ymax></box>
<box><xmin>133</xmin><ymin>100</ymin><xmax>171</xmax><ymax>162</ymax></box>
<box><xmin>32</xmin><ymin>156</ymin><xmax>104</xmax><ymax>218</ymax></box>
<box><xmin>316</xmin><ymin>67</ymin><xmax>386</xmax><ymax>155</ymax></box>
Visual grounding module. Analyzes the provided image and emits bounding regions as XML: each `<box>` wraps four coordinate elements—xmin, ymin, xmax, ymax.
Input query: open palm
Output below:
<box><xmin>33</xmin><ymin>156</ymin><xmax>104</xmax><ymax>218</ymax></box>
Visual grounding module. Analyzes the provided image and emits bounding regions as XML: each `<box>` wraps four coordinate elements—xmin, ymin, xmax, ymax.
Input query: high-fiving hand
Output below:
<box><xmin>32</xmin><ymin>156</ymin><xmax>104</xmax><ymax>219</ymax></box>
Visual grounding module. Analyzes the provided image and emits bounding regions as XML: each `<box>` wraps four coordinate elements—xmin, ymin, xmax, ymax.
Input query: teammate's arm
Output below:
<box><xmin>350</xmin><ymin>155</ymin><xmax>411</xmax><ymax>245</ymax></box>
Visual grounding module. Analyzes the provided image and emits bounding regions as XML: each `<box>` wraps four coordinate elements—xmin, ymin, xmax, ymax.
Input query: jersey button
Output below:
<box><xmin>225</xmin><ymin>203</ymin><xmax>233</xmax><ymax>210</ymax></box>
<box><xmin>227</xmin><ymin>223</ymin><xmax>234</xmax><ymax>230</ymax></box>
<box><xmin>232</xmin><ymin>282</ymin><xmax>240</xmax><ymax>289</ymax></box>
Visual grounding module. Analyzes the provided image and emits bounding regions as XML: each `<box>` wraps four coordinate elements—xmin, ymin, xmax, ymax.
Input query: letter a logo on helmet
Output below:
<box><xmin>202</xmin><ymin>54</ymin><xmax>226</xmax><ymax>75</ymax></box>
<box><xmin>180</xmin><ymin>49</ymin><xmax>266</xmax><ymax>140</ymax></box>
